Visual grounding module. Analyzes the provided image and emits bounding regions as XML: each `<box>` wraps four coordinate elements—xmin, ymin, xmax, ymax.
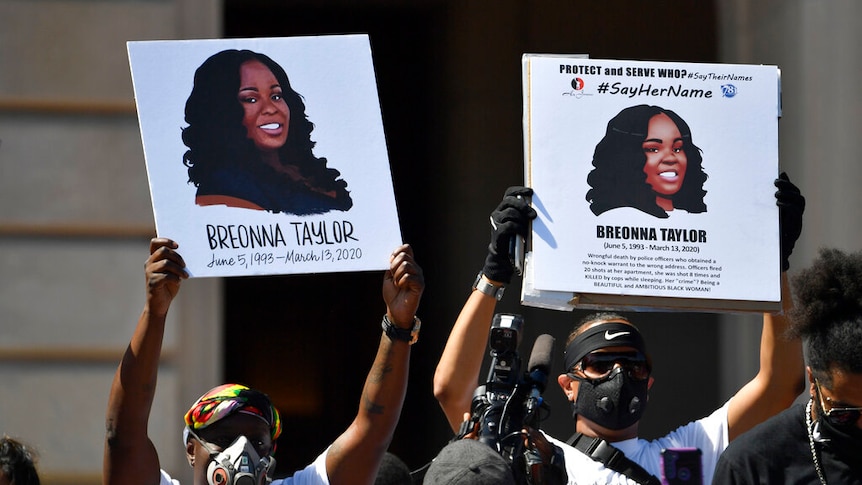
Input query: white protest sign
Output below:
<box><xmin>129</xmin><ymin>35</ymin><xmax>401</xmax><ymax>277</ymax></box>
<box><xmin>523</xmin><ymin>55</ymin><xmax>781</xmax><ymax>310</ymax></box>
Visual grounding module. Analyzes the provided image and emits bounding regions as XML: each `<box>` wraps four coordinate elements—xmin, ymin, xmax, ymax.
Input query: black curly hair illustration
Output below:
<box><xmin>182</xmin><ymin>49</ymin><xmax>352</xmax><ymax>215</ymax></box>
<box><xmin>789</xmin><ymin>247</ymin><xmax>862</xmax><ymax>387</ymax></box>
<box><xmin>585</xmin><ymin>104</ymin><xmax>707</xmax><ymax>218</ymax></box>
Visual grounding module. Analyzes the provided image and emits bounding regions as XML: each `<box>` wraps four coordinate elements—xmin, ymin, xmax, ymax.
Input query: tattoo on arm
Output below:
<box><xmin>363</xmin><ymin>344</ymin><xmax>395</xmax><ymax>414</ymax></box>
<box><xmin>363</xmin><ymin>390</ymin><xmax>385</xmax><ymax>415</ymax></box>
<box><xmin>370</xmin><ymin>344</ymin><xmax>394</xmax><ymax>384</ymax></box>
<box><xmin>370</xmin><ymin>361</ymin><xmax>394</xmax><ymax>384</ymax></box>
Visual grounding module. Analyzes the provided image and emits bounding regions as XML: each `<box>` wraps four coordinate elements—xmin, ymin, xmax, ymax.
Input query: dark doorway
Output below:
<box><xmin>223</xmin><ymin>0</ymin><xmax>720</xmax><ymax>477</ymax></box>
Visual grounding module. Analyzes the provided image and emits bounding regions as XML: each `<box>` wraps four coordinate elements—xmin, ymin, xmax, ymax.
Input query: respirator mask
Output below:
<box><xmin>571</xmin><ymin>364</ymin><xmax>649</xmax><ymax>430</ymax></box>
<box><xmin>563</xmin><ymin>321</ymin><xmax>651</xmax><ymax>431</ymax></box>
<box><xmin>190</xmin><ymin>429</ymin><xmax>275</xmax><ymax>485</ymax></box>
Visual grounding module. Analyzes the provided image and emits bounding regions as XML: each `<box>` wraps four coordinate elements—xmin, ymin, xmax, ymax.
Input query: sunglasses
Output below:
<box><xmin>570</xmin><ymin>351</ymin><xmax>651</xmax><ymax>382</ymax></box>
<box><xmin>815</xmin><ymin>380</ymin><xmax>862</xmax><ymax>427</ymax></box>
<box><xmin>187</xmin><ymin>427</ymin><xmax>272</xmax><ymax>458</ymax></box>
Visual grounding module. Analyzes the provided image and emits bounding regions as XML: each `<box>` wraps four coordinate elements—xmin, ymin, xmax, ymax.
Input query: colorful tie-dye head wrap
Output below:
<box><xmin>183</xmin><ymin>384</ymin><xmax>282</xmax><ymax>441</ymax></box>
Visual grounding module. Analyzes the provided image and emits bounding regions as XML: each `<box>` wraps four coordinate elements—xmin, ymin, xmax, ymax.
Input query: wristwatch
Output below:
<box><xmin>473</xmin><ymin>272</ymin><xmax>505</xmax><ymax>301</ymax></box>
<box><xmin>381</xmin><ymin>314</ymin><xmax>421</xmax><ymax>345</ymax></box>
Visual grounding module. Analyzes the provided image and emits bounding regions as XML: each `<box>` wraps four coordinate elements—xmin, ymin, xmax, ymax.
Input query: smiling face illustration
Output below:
<box><xmin>641</xmin><ymin>113</ymin><xmax>688</xmax><ymax>210</ymax></box>
<box><xmin>586</xmin><ymin>104</ymin><xmax>707</xmax><ymax>218</ymax></box>
<box><xmin>238</xmin><ymin>59</ymin><xmax>290</xmax><ymax>158</ymax></box>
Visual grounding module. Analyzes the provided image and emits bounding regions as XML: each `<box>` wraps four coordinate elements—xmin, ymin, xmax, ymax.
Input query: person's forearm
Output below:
<box><xmin>759</xmin><ymin>273</ymin><xmax>804</xmax><ymax>399</ymax></box>
<box><xmin>434</xmin><ymin>290</ymin><xmax>497</xmax><ymax>432</ymax></box>
<box><xmin>327</xmin><ymin>333</ymin><xmax>410</xmax><ymax>485</ymax></box>
<box><xmin>357</xmin><ymin>334</ymin><xmax>411</xmax><ymax>436</ymax></box>
<box><xmin>107</xmin><ymin>309</ymin><xmax>166</xmax><ymax>432</ymax></box>
<box><xmin>103</xmin><ymin>308</ymin><xmax>167</xmax><ymax>484</ymax></box>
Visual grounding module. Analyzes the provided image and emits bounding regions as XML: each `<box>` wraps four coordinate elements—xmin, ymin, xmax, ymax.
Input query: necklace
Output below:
<box><xmin>806</xmin><ymin>398</ymin><xmax>828</xmax><ymax>485</ymax></box>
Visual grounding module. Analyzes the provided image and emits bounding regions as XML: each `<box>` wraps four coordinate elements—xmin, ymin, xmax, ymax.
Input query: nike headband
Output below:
<box><xmin>563</xmin><ymin>321</ymin><xmax>648</xmax><ymax>372</ymax></box>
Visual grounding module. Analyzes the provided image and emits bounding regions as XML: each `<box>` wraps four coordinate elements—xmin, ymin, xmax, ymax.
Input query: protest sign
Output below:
<box><xmin>129</xmin><ymin>35</ymin><xmax>401</xmax><ymax>277</ymax></box>
<box><xmin>521</xmin><ymin>55</ymin><xmax>781</xmax><ymax>312</ymax></box>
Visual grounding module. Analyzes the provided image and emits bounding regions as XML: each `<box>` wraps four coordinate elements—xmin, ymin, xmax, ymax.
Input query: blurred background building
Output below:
<box><xmin>1</xmin><ymin>1</ymin><xmax>860</xmax><ymax>483</ymax></box>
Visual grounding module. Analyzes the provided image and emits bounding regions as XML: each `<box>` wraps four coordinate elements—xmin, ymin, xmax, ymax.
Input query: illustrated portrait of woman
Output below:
<box><xmin>182</xmin><ymin>49</ymin><xmax>352</xmax><ymax>215</ymax></box>
<box><xmin>585</xmin><ymin>104</ymin><xmax>708</xmax><ymax>218</ymax></box>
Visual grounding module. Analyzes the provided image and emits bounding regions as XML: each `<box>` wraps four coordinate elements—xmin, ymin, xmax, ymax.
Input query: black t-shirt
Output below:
<box><xmin>714</xmin><ymin>401</ymin><xmax>862</xmax><ymax>484</ymax></box>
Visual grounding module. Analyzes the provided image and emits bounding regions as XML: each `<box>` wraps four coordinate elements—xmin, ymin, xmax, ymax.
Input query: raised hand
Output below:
<box><xmin>383</xmin><ymin>244</ymin><xmax>424</xmax><ymax>327</ymax></box>
<box><xmin>145</xmin><ymin>238</ymin><xmax>188</xmax><ymax>316</ymax></box>
<box><xmin>775</xmin><ymin>173</ymin><xmax>805</xmax><ymax>271</ymax></box>
<box><xmin>484</xmin><ymin>186</ymin><xmax>537</xmax><ymax>284</ymax></box>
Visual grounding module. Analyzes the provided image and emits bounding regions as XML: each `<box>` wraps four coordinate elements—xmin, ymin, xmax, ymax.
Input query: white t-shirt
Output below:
<box><xmin>545</xmin><ymin>399</ymin><xmax>730</xmax><ymax>485</ymax></box>
<box><xmin>159</xmin><ymin>448</ymin><xmax>329</xmax><ymax>485</ymax></box>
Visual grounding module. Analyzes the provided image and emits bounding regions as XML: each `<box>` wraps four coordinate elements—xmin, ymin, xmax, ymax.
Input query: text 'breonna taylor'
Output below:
<box><xmin>596</xmin><ymin>225</ymin><xmax>707</xmax><ymax>243</ymax></box>
<box><xmin>207</xmin><ymin>220</ymin><xmax>359</xmax><ymax>250</ymax></box>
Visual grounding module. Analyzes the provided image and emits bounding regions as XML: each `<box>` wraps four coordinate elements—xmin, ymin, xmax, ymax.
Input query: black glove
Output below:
<box><xmin>515</xmin><ymin>437</ymin><xmax>568</xmax><ymax>485</ymax></box>
<box><xmin>483</xmin><ymin>186</ymin><xmax>537</xmax><ymax>284</ymax></box>
<box><xmin>775</xmin><ymin>172</ymin><xmax>805</xmax><ymax>271</ymax></box>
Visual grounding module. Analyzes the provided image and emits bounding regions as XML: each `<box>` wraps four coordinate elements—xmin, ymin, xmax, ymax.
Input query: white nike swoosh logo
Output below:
<box><xmin>605</xmin><ymin>330</ymin><xmax>630</xmax><ymax>340</ymax></box>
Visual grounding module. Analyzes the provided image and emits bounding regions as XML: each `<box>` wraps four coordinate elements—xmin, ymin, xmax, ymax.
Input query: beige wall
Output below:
<box><xmin>717</xmin><ymin>0</ymin><xmax>862</xmax><ymax>399</ymax></box>
<box><xmin>0</xmin><ymin>1</ymin><xmax>222</xmax><ymax>483</ymax></box>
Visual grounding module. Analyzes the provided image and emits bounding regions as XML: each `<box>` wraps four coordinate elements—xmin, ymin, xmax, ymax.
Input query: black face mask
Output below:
<box><xmin>815</xmin><ymin>398</ymin><xmax>862</xmax><ymax>460</ymax></box>
<box><xmin>573</xmin><ymin>367</ymin><xmax>649</xmax><ymax>431</ymax></box>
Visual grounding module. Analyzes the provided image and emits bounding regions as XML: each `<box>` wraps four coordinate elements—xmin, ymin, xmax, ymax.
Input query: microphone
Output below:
<box><xmin>524</xmin><ymin>334</ymin><xmax>555</xmax><ymax>422</ymax></box>
<box><xmin>527</xmin><ymin>334</ymin><xmax>556</xmax><ymax>393</ymax></box>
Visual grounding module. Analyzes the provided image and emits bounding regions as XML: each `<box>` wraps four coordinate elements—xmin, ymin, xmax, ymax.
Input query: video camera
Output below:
<box><xmin>458</xmin><ymin>314</ymin><xmax>557</xmax><ymax>476</ymax></box>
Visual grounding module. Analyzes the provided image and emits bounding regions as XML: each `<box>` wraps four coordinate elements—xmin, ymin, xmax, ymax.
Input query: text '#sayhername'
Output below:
<box><xmin>597</xmin><ymin>82</ymin><xmax>712</xmax><ymax>99</ymax></box>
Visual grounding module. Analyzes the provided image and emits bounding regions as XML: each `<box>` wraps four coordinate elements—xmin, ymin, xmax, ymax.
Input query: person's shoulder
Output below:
<box><xmin>543</xmin><ymin>432</ymin><xmax>638</xmax><ymax>482</ymax></box>
<box><xmin>743</xmin><ymin>401</ymin><xmax>802</xmax><ymax>439</ymax></box>
<box><xmin>542</xmin><ymin>432</ymin><xmax>589</xmax><ymax>463</ymax></box>
<box><xmin>275</xmin><ymin>447</ymin><xmax>330</xmax><ymax>485</ymax></box>
<box><xmin>660</xmin><ymin>397</ymin><xmax>731</xmax><ymax>442</ymax></box>
<box><xmin>723</xmin><ymin>401</ymin><xmax>803</xmax><ymax>459</ymax></box>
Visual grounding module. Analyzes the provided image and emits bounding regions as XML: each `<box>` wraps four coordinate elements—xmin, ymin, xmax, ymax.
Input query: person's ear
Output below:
<box><xmin>558</xmin><ymin>373</ymin><xmax>575</xmax><ymax>401</ymax></box>
<box><xmin>186</xmin><ymin>439</ymin><xmax>196</xmax><ymax>467</ymax></box>
<box><xmin>647</xmin><ymin>376</ymin><xmax>655</xmax><ymax>390</ymax></box>
<box><xmin>806</xmin><ymin>366</ymin><xmax>816</xmax><ymax>396</ymax></box>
